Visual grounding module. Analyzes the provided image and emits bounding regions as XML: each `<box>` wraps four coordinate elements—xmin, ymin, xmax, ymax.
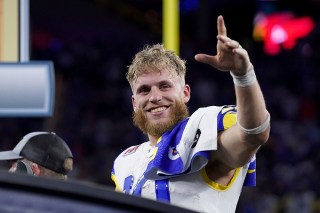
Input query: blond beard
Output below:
<box><xmin>133</xmin><ymin>100</ymin><xmax>189</xmax><ymax>138</ymax></box>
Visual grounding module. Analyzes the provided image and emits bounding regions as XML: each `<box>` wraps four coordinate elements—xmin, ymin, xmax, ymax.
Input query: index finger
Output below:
<box><xmin>217</xmin><ymin>15</ymin><xmax>227</xmax><ymax>36</ymax></box>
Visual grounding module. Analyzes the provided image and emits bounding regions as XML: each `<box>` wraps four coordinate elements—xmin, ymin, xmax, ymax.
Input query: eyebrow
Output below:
<box><xmin>135</xmin><ymin>80</ymin><xmax>174</xmax><ymax>93</ymax></box>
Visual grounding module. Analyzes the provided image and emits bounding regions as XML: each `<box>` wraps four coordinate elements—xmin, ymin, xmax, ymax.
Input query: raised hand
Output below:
<box><xmin>194</xmin><ymin>15</ymin><xmax>252</xmax><ymax>76</ymax></box>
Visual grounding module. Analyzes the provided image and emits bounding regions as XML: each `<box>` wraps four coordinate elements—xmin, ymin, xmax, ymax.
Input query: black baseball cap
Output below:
<box><xmin>0</xmin><ymin>132</ymin><xmax>73</xmax><ymax>174</ymax></box>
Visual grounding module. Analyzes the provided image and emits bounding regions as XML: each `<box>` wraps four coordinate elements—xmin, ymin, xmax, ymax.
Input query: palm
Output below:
<box><xmin>215</xmin><ymin>39</ymin><xmax>246</xmax><ymax>72</ymax></box>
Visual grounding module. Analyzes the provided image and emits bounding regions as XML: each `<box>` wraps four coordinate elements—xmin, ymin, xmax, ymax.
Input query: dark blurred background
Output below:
<box><xmin>1</xmin><ymin>0</ymin><xmax>320</xmax><ymax>212</ymax></box>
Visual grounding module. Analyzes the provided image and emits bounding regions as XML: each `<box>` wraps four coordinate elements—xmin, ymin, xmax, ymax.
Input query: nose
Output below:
<box><xmin>149</xmin><ymin>87</ymin><xmax>162</xmax><ymax>103</ymax></box>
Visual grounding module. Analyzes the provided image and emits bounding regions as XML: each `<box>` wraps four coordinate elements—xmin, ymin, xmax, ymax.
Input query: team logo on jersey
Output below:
<box><xmin>122</xmin><ymin>145</ymin><xmax>140</xmax><ymax>156</ymax></box>
<box><xmin>168</xmin><ymin>146</ymin><xmax>180</xmax><ymax>160</ymax></box>
<box><xmin>191</xmin><ymin>129</ymin><xmax>201</xmax><ymax>148</ymax></box>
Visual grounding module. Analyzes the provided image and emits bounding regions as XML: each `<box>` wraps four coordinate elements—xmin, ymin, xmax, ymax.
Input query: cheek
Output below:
<box><xmin>134</xmin><ymin>97</ymin><xmax>148</xmax><ymax>109</ymax></box>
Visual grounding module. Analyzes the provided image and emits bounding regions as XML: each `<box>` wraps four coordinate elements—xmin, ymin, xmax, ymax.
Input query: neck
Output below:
<box><xmin>148</xmin><ymin>134</ymin><xmax>160</xmax><ymax>146</ymax></box>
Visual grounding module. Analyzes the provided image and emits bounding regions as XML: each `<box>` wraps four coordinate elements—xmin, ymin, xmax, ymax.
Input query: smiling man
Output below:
<box><xmin>132</xmin><ymin>66</ymin><xmax>190</xmax><ymax>142</ymax></box>
<box><xmin>111</xmin><ymin>16</ymin><xmax>270</xmax><ymax>213</ymax></box>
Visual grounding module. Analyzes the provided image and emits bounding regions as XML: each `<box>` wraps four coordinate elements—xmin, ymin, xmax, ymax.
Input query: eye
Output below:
<box><xmin>137</xmin><ymin>86</ymin><xmax>150</xmax><ymax>95</ymax></box>
<box><xmin>160</xmin><ymin>84</ymin><xmax>170</xmax><ymax>90</ymax></box>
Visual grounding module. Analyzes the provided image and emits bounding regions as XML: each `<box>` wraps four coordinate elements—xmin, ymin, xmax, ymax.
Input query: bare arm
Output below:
<box><xmin>195</xmin><ymin>15</ymin><xmax>270</xmax><ymax>168</ymax></box>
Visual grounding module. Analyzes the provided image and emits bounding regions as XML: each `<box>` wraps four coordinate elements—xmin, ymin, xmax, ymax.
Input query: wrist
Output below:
<box><xmin>230</xmin><ymin>67</ymin><xmax>257</xmax><ymax>87</ymax></box>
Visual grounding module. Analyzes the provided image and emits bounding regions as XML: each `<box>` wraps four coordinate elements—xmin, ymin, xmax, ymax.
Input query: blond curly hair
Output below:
<box><xmin>126</xmin><ymin>44</ymin><xmax>186</xmax><ymax>89</ymax></box>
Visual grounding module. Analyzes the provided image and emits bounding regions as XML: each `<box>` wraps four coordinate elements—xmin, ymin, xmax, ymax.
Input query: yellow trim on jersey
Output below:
<box><xmin>149</xmin><ymin>146</ymin><xmax>158</xmax><ymax>161</ymax></box>
<box><xmin>111</xmin><ymin>173</ymin><xmax>121</xmax><ymax>192</ymax></box>
<box><xmin>247</xmin><ymin>169</ymin><xmax>256</xmax><ymax>174</ymax></box>
<box><xmin>201</xmin><ymin>167</ymin><xmax>241</xmax><ymax>191</ymax></box>
<box><xmin>149</xmin><ymin>137</ymin><xmax>161</xmax><ymax>161</ymax></box>
<box><xmin>221</xmin><ymin>106</ymin><xmax>235</xmax><ymax>114</ymax></box>
<box><xmin>223</xmin><ymin>112</ymin><xmax>237</xmax><ymax>130</ymax></box>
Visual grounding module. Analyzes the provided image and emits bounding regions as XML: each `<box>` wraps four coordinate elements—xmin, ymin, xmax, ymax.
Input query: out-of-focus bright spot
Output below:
<box><xmin>253</xmin><ymin>12</ymin><xmax>315</xmax><ymax>55</ymax></box>
<box><xmin>271</xmin><ymin>25</ymin><xmax>288</xmax><ymax>44</ymax></box>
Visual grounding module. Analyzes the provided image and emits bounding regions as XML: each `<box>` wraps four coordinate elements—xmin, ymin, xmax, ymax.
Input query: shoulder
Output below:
<box><xmin>121</xmin><ymin>144</ymin><xmax>142</xmax><ymax>157</ymax></box>
<box><xmin>217</xmin><ymin>105</ymin><xmax>237</xmax><ymax>131</ymax></box>
<box><xmin>112</xmin><ymin>142</ymin><xmax>148</xmax><ymax>188</ymax></box>
<box><xmin>190</xmin><ymin>105</ymin><xmax>237</xmax><ymax>131</ymax></box>
<box><xmin>114</xmin><ymin>142</ymin><xmax>148</xmax><ymax>165</ymax></box>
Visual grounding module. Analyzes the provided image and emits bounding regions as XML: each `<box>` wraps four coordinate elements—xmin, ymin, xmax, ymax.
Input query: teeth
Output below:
<box><xmin>151</xmin><ymin>107</ymin><xmax>166</xmax><ymax>113</ymax></box>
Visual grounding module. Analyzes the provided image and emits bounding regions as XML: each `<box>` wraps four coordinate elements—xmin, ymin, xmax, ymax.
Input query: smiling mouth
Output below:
<box><xmin>149</xmin><ymin>106</ymin><xmax>168</xmax><ymax>113</ymax></box>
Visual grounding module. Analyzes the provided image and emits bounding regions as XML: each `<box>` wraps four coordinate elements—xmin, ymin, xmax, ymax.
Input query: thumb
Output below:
<box><xmin>194</xmin><ymin>54</ymin><xmax>217</xmax><ymax>67</ymax></box>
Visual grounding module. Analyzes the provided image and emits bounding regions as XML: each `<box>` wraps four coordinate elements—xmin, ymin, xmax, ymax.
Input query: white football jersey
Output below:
<box><xmin>111</xmin><ymin>106</ymin><xmax>256</xmax><ymax>213</ymax></box>
<box><xmin>112</xmin><ymin>141</ymin><xmax>252</xmax><ymax>213</ymax></box>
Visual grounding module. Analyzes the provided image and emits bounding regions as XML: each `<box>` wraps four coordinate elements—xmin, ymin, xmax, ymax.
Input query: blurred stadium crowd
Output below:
<box><xmin>1</xmin><ymin>0</ymin><xmax>320</xmax><ymax>212</ymax></box>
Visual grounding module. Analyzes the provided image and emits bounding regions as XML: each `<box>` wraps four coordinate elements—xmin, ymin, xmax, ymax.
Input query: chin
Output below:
<box><xmin>148</xmin><ymin>113</ymin><xmax>169</xmax><ymax>121</ymax></box>
<box><xmin>152</xmin><ymin>115</ymin><xmax>171</xmax><ymax>122</ymax></box>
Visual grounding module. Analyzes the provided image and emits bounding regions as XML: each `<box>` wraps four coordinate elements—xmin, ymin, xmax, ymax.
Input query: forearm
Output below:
<box><xmin>232</xmin><ymin>67</ymin><xmax>270</xmax><ymax>140</ymax></box>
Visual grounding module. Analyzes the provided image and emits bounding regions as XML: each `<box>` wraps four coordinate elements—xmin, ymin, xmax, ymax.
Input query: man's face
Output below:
<box><xmin>131</xmin><ymin>68</ymin><xmax>190</xmax><ymax>138</ymax></box>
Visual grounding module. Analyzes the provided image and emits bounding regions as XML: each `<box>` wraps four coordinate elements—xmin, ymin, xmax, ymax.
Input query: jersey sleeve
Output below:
<box><xmin>217</xmin><ymin>105</ymin><xmax>237</xmax><ymax>131</ymax></box>
<box><xmin>216</xmin><ymin>105</ymin><xmax>257</xmax><ymax>187</ymax></box>
<box><xmin>110</xmin><ymin>144</ymin><xmax>142</xmax><ymax>192</ymax></box>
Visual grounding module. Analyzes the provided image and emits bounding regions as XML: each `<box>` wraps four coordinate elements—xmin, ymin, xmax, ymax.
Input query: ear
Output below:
<box><xmin>31</xmin><ymin>163</ymin><xmax>41</xmax><ymax>176</ymax></box>
<box><xmin>183</xmin><ymin>84</ymin><xmax>191</xmax><ymax>103</ymax></box>
<box><xmin>132</xmin><ymin>95</ymin><xmax>137</xmax><ymax>111</ymax></box>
